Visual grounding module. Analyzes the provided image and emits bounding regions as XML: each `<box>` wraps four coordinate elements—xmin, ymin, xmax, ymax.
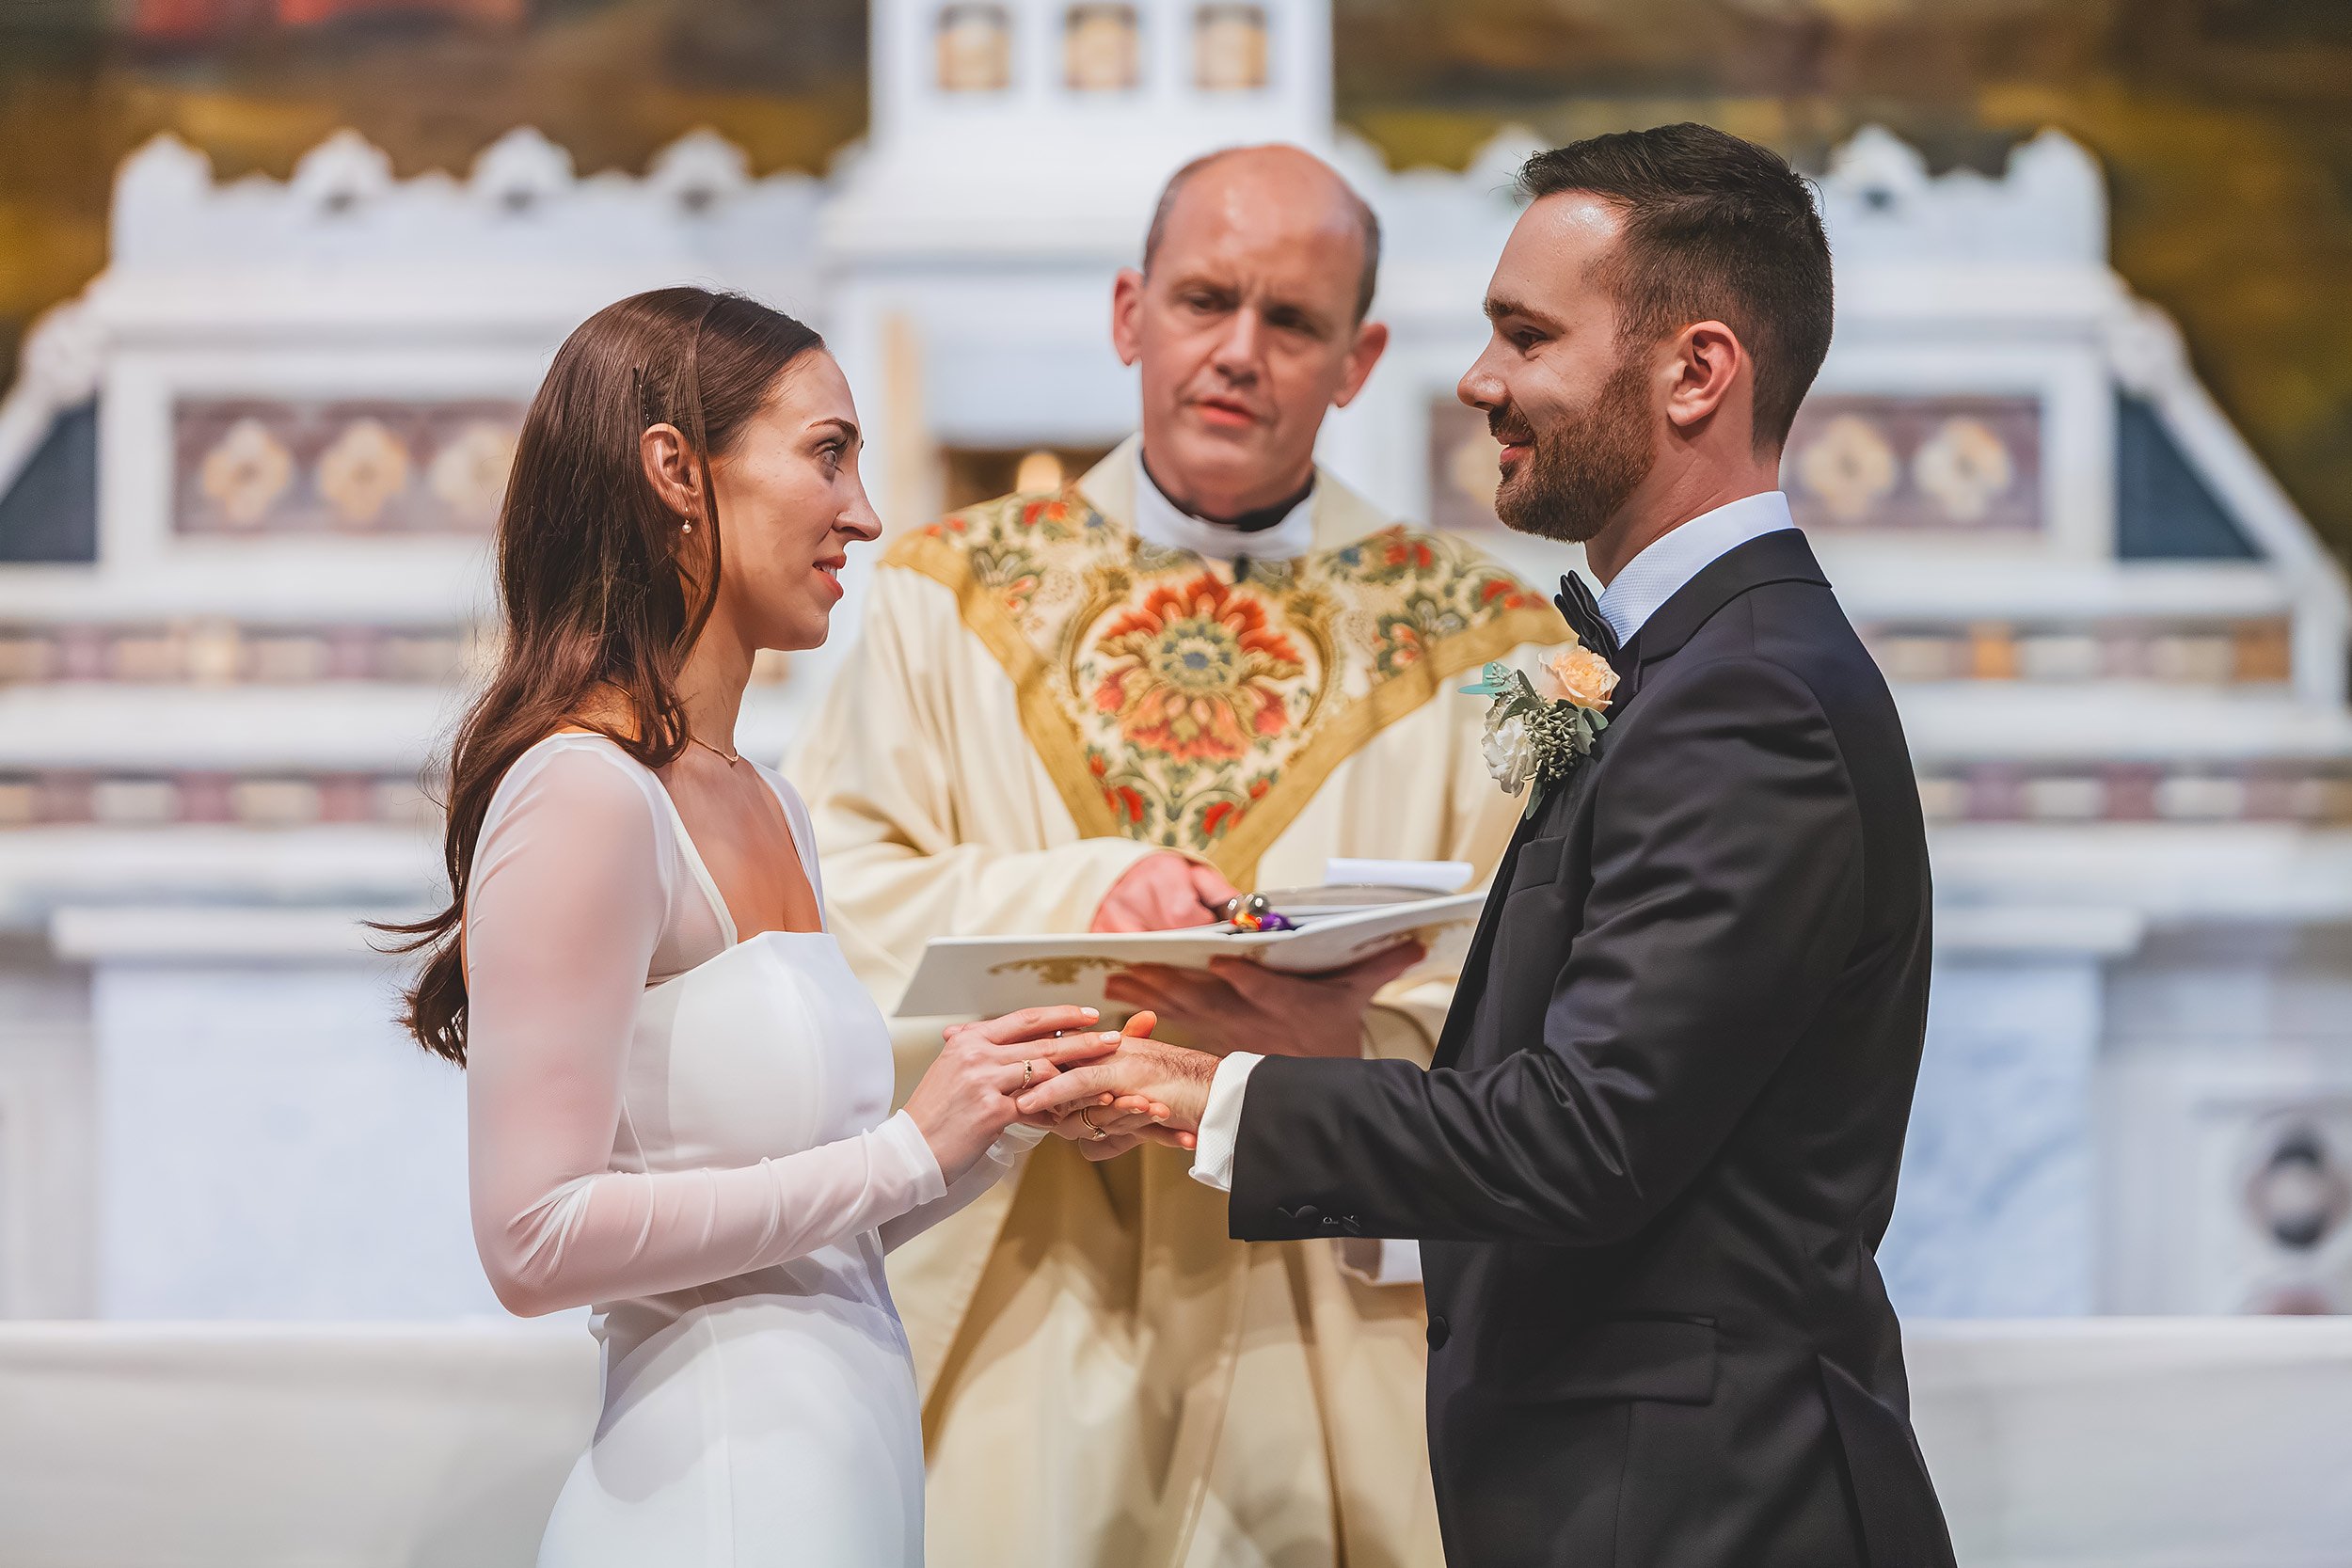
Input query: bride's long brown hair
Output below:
<box><xmin>385</xmin><ymin>287</ymin><xmax>824</xmax><ymax>1064</ymax></box>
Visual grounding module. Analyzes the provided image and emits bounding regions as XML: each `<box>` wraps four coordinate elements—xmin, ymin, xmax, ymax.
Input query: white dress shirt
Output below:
<box><xmin>1187</xmin><ymin>490</ymin><xmax>1799</xmax><ymax>1195</ymax></box>
<box><xmin>1593</xmin><ymin>488</ymin><xmax>1795</xmax><ymax>645</ymax></box>
<box><xmin>1132</xmin><ymin>448</ymin><xmax>1317</xmax><ymax>562</ymax></box>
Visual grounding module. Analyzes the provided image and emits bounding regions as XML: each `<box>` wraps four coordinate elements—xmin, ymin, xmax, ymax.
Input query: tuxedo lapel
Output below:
<box><xmin>1431</xmin><ymin>530</ymin><xmax>1829</xmax><ymax>1073</ymax></box>
<box><xmin>1610</xmin><ymin>630</ymin><xmax>1647</xmax><ymax>708</ymax></box>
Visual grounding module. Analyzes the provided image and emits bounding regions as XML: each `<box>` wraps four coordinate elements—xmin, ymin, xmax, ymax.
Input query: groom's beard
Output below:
<box><xmin>1489</xmin><ymin>353</ymin><xmax>1656</xmax><ymax>545</ymax></box>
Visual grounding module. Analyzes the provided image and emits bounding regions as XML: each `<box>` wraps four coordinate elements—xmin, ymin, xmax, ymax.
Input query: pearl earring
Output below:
<box><xmin>681</xmin><ymin>521</ymin><xmax>693</xmax><ymax>534</ymax></box>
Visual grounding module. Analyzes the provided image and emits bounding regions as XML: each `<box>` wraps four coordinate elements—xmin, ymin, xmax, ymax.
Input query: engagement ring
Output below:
<box><xmin>1079</xmin><ymin>1111</ymin><xmax>1109</xmax><ymax>1141</ymax></box>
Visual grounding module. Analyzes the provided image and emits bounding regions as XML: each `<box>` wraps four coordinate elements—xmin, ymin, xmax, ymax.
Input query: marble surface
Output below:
<box><xmin>1880</xmin><ymin>957</ymin><xmax>2103</xmax><ymax>1317</ymax></box>
<box><xmin>94</xmin><ymin>958</ymin><xmax>499</xmax><ymax>1319</ymax></box>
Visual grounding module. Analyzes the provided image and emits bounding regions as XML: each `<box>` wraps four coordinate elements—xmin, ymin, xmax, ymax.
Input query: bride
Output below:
<box><xmin>388</xmin><ymin>287</ymin><xmax>1162</xmax><ymax>1564</ymax></box>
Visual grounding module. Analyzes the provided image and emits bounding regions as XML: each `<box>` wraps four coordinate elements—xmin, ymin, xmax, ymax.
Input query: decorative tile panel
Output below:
<box><xmin>1785</xmin><ymin>395</ymin><xmax>2041</xmax><ymax>532</ymax></box>
<box><xmin>2</xmin><ymin>758</ymin><xmax>2342</xmax><ymax>832</ymax></box>
<box><xmin>1858</xmin><ymin>618</ymin><xmax>2296</xmax><ymax>685</ymax></box>
<box><xmin>2016</xmin><ymin>634</ymin><xmax>2102</xmax><ymax>682</ymax></box>
<box><xmin>175</xmin><ymin>400</ymin><xmax>523</xmax><ymax>535</ymax></box>
<box><xmin>937</xmin><ymin>4</ymin><xmax>1015</xmax><ymax>92</ymax></box>
<box><xmin>1915</xmin><ymin>765</ymin><xmax>2352</xmax><ymax>826</ymax></box>
<box><xmin>1064</xmin><ymin>4</ymin><xmax>1141</xmax><ymax>91</ymax></box>
<box><xmin>2020</xmin><ymin>776</ymin><xmax>2106</xmax><ymax>821</ymax></box>
<box><xmin>0</xmin><ymin>620</ymin><xmax>793</xmax><ymax>688</ymax></box>
<box><xmin>0</xmin><ymin>771</ymin><xmax>432</xmax><ymax>829</ymax></box>
<box><xmin>1194</xmin><ymin>4</ymin><xmax>1268</xmax><ymax>90</ymax></box>
<box><xmin>90</xmin><ymin>779</ymin><xmax>181</xmax><ymax>826</ymax></box>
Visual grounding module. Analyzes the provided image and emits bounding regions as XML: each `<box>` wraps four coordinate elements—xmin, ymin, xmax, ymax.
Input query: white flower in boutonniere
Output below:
<box><xmin>1461</xmin><ymin>634</ymin><xmax>1618</xmax><ymax>818</ymax></box>
<box><xmin>1481</xmin><ymin>711</ymin><xmax>1536</xmax><ymax>797</ymax></box>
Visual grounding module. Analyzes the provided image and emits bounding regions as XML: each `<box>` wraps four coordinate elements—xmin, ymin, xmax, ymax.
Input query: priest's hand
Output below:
<box><xmin>1019</xmin><ymin>1034</ymin><xmax>1220</xmax><ymax>1134</ymax></box>
<box><xmin>1104</xmin><ymin>940</ymin><xmax>1425</xmax><ymax>1060</ymax></box>
<box><xmin>1091</xmin><ymin>853</ymin><xmax>1241</xmax><ymax>932</ymax></box>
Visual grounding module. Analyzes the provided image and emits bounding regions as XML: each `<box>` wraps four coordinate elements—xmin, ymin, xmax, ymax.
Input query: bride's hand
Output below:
<box><xmin>903</xmin><ymin>1006</ymin><xmax>1124</xmax><ymax>1176</ymax></box>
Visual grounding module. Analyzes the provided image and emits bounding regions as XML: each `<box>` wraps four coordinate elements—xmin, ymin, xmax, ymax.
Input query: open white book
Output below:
<box><xmin>892</xmin><ymin>890</ymin><xmax>1488</xmax><ymax>1018</ymax></box>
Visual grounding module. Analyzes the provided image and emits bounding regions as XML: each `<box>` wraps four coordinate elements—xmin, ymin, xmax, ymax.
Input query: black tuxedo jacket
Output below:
<box><xmin>1229</xmin><ymin>530</ymin><xmax>1955</xmax><ymax>1568</ymax></box>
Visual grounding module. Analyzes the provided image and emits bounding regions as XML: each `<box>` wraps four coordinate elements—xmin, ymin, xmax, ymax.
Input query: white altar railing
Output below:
<box><xmin>2</xmin><ymin>1318</ymin><xmax>2347</xmax><ymax>1567</ymax></box>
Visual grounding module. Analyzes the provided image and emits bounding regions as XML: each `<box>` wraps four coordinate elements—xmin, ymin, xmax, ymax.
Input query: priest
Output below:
<box><xmin>792</xmin><ymin>144</ymin><xmax>1565</xmax><ymax>1567</ymax></box>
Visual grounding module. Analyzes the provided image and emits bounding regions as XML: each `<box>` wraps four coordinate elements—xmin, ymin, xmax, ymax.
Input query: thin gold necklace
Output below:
<box><xmin>690</xmin><ymin>735</ymin><xmax>745</xmax><ymax>767</ymax></box>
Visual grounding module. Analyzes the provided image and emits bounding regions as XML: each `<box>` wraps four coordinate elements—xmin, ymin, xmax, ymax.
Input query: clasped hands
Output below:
<box><xmin>898</xmin><ymin>1003</ymin><xmax>1200</xmax><ymax>1176</ymax></box>
<box><xmin>912</xmin><ymin>851</ymin><xmax>1425</xmax><ymax>1165</ymax></box>
<box><xmin>995</xmin><ymin>929</ymin><xmax>1427</xmax><ymax>1163</ymax></box>
<box><xmin>1014</xmin><ymin>1008</ymin><xmax>1218</xmax><ymax>1159</ymax></box>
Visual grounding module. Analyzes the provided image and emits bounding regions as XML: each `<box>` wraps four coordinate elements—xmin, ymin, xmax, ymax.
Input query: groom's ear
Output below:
<box><xmin>1662</xmin><ymin>319</ymin><xmax>1751</xmax><ymax>437</ymax></box>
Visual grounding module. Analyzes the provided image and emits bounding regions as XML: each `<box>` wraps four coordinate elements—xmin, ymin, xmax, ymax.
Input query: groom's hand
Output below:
<box><xmin>1018</xmin><ymin>1035</ymin><xmax>1219</xmax><ymax>1133</ymax></box>
<box><xmin>1105</xmin><ymin>940</ymin><xmax>1424</xmax><ymax>1060</ymax></box>
<box><xmin>1018</xmin><ymin>1011</ymin><xmax>1194</xmax><ymax>1159</ymax></box>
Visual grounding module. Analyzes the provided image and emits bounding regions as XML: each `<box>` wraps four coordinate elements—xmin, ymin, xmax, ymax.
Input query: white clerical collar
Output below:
<box><xmin>1596</xmin><ymin>490</ymin><xmax>1797</xmax><ymax>645</ymax></box>
<box><xmin>1131</xmin><ymin>447</ymin><xmax>1318</xmax><ymax>563</ymax></box>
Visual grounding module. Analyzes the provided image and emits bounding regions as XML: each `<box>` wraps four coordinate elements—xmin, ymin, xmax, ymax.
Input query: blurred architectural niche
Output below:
<box><xmin>0</xmin><ymin>0</ymin><xmax>2347</xmax><ymax>1330</ymax></box>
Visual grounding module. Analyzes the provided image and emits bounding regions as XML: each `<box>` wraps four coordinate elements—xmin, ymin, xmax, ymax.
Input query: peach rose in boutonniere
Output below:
<box><xmin>1544</xmin><ymin>636</ymin><xmax>1620</xmax><ymax>712</ymax></box>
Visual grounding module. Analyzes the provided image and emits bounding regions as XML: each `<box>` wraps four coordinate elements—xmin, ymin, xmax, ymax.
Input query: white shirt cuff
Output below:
<box><xmin>1187</xmin><ymin>1052</ymin><xmax>1264</xmax><ymax>1193</ymax></box>
<box><xmin>1337</xmin><ymin>1237</ymin><xmax>1424</xmax><ymax>1286</ymax></box>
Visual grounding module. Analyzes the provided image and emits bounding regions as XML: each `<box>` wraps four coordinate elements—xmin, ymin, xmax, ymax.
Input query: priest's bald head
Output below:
<box><xmin>1112</xmin><ymin>145</ymin><xmax>1390</xmax><ymax>523</ymax></box>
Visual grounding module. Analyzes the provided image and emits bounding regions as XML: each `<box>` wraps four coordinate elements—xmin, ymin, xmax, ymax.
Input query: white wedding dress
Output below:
<box><xmin>463</xmin><ymin>734</ymin><xmax>1035</xmax><ymax>1565</ymax></box>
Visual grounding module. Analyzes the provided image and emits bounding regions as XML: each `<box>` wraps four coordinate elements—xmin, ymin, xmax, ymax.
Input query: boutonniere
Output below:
<box><xmin>1460</xmin><ymin>637</ymin><xmax>1619</xmax><ymax>818</ymax></box>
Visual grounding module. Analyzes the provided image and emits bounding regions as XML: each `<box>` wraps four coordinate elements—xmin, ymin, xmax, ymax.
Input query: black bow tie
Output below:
<box><xmin>1554</xmin><ymin>571</ymin><xmax>1624</xmax><ymax>672</ymax></box>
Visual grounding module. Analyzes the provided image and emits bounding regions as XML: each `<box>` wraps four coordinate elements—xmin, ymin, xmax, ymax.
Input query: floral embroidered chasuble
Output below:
<box><xmin>801</xmin><ymin>443</ymin><xmax>1567</xmax><ymax>1568</ymax></box>
<box><xmin>885</xmin><ymin>475</ymin><xmax>1562</xmax><ymax>886</ymax></box>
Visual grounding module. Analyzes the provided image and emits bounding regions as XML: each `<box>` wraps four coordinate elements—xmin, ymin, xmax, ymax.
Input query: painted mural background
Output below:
<box><xmin>3</xmin><ymin>0</ymin><xmax>2348</xmax><ymax>567</ymax></box>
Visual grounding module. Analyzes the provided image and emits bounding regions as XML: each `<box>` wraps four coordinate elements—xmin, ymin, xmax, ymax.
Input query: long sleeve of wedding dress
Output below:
<box><xmin>463</xmin><ymin>742</ymin><xmax>951</xmax><ymax>1319</ymax></box>
<box><xmin>878</xmin><ymin>1123</ymin><xmax>1043</xmax><ymax>1254</ymax></box>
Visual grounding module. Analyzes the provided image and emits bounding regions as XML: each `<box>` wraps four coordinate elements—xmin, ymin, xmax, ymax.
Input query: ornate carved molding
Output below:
<box><xmin>107</xmin><ymin>126</ymin><xmax>822</xmax><ymax>273</ymax></box>
<box><xmin>1816</xmin><ymin>125</ymin><xmax>2106</xmax><ymax>266</ymax></box>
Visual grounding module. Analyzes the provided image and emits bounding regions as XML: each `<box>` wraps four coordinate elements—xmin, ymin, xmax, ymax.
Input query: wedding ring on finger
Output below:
<box><xmin>1078</xmin><ymin>1110</ymin><xmax>1110</xmax><ymax>1141</ymax></box>
<box><xmin>1018</xmin><ymin>1059</ymin><xmax>1036</xmax><ymax>1092</ymax></box>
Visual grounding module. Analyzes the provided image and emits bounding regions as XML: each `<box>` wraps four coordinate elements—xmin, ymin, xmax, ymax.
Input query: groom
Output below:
<box><xmin>1025</xmin><ymin>123</ymin><xmax>1957</xmax><ymax>1568</ymax></box>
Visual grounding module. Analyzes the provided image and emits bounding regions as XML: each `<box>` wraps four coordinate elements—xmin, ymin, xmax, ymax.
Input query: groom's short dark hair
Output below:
<box><xmin>1518</xmin><ymin>124</ymin><xmax>1833</xmax><ymax>451</ymax></box>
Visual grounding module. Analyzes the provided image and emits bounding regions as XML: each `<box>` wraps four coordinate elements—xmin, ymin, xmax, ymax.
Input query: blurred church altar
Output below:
<box><xmin>2</xmin><ymin>1</ymin><xmax>2350</xmax><ymax>1562</ymax></box>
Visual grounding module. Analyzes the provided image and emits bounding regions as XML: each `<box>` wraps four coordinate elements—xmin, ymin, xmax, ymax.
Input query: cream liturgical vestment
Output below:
<box><xmin>792</xmin><ymin>439</ymin><xmax>1565</xmax><ymax>1568</ymax></box>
